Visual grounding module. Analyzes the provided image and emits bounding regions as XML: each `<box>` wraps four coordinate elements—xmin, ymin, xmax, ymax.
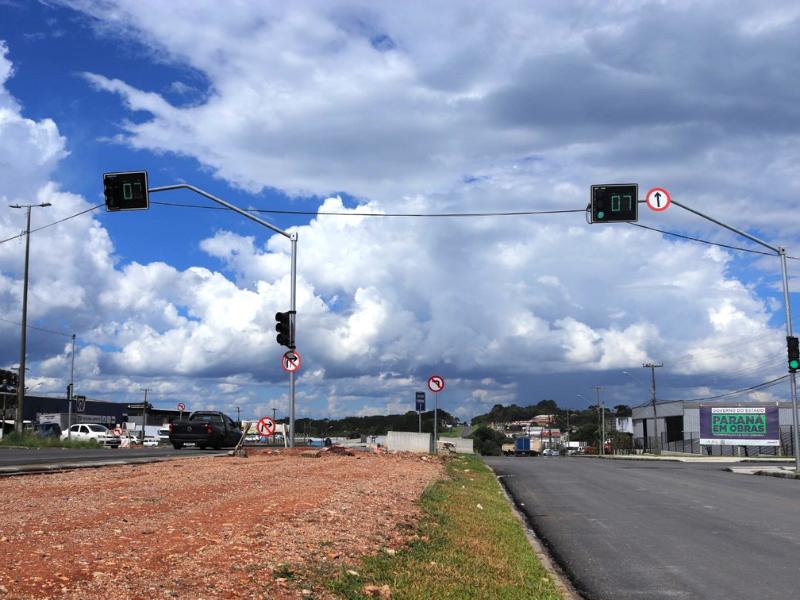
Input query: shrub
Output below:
<box><xmin>470</xmin><ymin>426</ymin><xmax>507</xmax><ymax>456</ymax></box>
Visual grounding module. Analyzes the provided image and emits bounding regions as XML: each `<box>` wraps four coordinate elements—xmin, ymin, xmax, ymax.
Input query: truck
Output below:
<box><xmin>502</xmin><ymin>437</ymin><xmax>532</xmax><ymax>456</ymax></box>
<box><xmin>168</xmin><ymin>411</ymin><xmax>242</xmax><ymax>450</ymax></box>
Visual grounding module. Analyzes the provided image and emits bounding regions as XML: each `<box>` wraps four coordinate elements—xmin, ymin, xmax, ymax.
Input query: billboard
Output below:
<box><xmin>700</xmin><ymin>406</ymin><xmax>779</xmax><ymax>446</ymax></box>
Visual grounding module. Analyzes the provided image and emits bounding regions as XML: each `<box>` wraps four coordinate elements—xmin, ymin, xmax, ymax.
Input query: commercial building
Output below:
<box><xmin>0</xmin><ymin>393</ymin><xmax>182</xmax><ymax>435</ymax></box>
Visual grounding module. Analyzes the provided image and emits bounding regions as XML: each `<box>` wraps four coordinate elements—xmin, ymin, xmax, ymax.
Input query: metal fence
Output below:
<box><xmin>633</xmin><ymin>426</ymin><xmax>795</xmax><ymax>457</ymax></box>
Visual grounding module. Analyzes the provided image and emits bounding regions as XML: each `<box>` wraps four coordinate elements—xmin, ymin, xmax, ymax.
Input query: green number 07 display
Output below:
<box><xmin>590</xmin><ymin>184</ymin><xmax>638</xmax><ymax>223</ymax></box>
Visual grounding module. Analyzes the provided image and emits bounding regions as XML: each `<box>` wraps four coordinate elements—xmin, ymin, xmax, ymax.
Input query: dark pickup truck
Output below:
<box><xmin>169</xmin><ymin>411</ymin><xmax>242</xmax><ymax>450</ymax></box>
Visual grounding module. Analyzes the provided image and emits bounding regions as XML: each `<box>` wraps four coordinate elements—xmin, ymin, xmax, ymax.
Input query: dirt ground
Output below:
<box><xmin>0</xmin><ymin>449</ymin><xmax>443</xmax><ymax>599</ymax></box>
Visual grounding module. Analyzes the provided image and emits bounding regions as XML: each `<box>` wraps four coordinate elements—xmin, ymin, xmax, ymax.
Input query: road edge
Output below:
<box><xmin>486</xmin><ymin>463</ymin><xmax>582</xmax><ymax>600</ymax></box>
<box><xmin>0</xmin><ymin>454</ymin><xmax>213</xmax><ymax>478</ymax></box>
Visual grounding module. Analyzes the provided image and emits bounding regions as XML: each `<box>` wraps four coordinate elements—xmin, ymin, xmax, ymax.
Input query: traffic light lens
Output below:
<box><xmin>597</xmin><ymin>211</ymin><xmax>605</xmax><ymax>219</ymax></box>
<box><xmin>791</xmin><ymin>360</ymin><xmax>799</xmax><ymax>369</ymax></box>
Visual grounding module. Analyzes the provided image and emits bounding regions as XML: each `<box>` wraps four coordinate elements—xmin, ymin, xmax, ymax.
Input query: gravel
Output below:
<box><xmin>0</xmin><ymin>448</ymin><xmax>443</xmax><ymax>599</ymax></box>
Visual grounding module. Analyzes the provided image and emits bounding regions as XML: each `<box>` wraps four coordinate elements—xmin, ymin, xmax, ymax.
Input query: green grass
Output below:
<box><xmin>439</xmin><ymin>424</ymin><xmax>478</xmax><ymax>438</ymax></box>
<box><xmin>320</xmin><ymin>454</ymin><xmax>562</xmax><ymax>600</ymax></box>
<box><xmin>0</xmin><ymin>432</ymin><xmax>101</xmax><ymax>449</ymax></box>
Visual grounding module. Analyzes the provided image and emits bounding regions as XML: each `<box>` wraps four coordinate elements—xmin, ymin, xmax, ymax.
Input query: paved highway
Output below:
<box><xmin>485</xmin><ymin>456</ymin><xmax>800</xmax><ymax>600</ymax></box>
<box><xmin>0</xmin><ymin>446</ymin><xmax>224</xmax><ymax>469</ymax></box>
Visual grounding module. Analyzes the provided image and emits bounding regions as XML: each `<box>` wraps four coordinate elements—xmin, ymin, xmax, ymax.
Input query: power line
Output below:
<box><xmin>2</xmin><ymin>199</ymin><xmax>798</xmax><ymax>262</ymax></box>
<box><xmin>630</xmin><ymin>221</ymin><xmax>800</xmax><ymax>260</ymax></box>
<box><xmin>0</xmin><ymin>204</ymin><xmax>104</xmax><ymax>245</ymax></box>
<box><xmin>150</xmin><ymin>200</ymin><xmax>586</xmax><ymax>218</ymax></box>
<box><xmin>0</xmin><ymin>316</ymin><xmax>73</xmax><ymax>338</ymax></box>
<box><xmin>152</xmin><ymin>199</ymin><xmax>800</xmax><ymax>259</ymax></box>
<box><xmin>661</xmin><ymin>374</ymin><xmax>789</xmax><ymax>404</ymax></box>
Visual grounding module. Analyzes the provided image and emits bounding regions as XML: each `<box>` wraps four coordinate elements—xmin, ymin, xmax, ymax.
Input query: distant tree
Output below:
<box><xmin>614</xmin><ymin>404</ymin><xmax>632</xmax><ymax>417</ymax></box>
<box><xmin>470</xmin><ymin>426</ymin><xmax>508</xmax><ymax>456</ymax></box>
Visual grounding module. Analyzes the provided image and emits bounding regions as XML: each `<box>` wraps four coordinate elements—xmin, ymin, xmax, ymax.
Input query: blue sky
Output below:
<box><xmin>1</xmin><ymin>1</ymin><xmax>799</xmax><ymax>421</ymax></box>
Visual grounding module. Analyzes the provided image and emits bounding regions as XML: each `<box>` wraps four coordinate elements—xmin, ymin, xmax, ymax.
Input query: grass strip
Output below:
<box><xmin>323</xmin><ymin>454</ymin><xmax>562</xmax><ymax>600</ymax></box>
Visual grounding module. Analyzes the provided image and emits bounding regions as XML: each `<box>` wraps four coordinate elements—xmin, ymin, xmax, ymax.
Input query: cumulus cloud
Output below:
<box><xmin>1</xmin><ymin>1</ymin><xmax>797</xmax><ymax>419</ymax></box>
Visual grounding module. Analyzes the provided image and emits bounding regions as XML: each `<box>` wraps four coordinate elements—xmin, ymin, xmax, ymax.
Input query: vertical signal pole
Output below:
<box><xmin>779</xmin><ymin>248</ymin><xmax>800</xmax><ymax>472</ymax></box>
<box><xmin>289</xmin><ymin>233</ymin><xmax>298</xmax><ymax>448</ymax></box>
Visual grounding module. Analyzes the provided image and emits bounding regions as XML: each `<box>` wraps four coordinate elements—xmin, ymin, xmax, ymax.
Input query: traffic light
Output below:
<box><xmin>590</xmin><ymin>184</ymin><xmax>638</xmax><ymax>223</ymax></box>
<box><xmin>788</xmin><ymin>336</ymin><xmax>799</xmax><ymax>372</ymax></box>
<box><xmin>103</xmin><ymin>171</ymin><xmax>149</xmax><ymax>211</ymax></box>
<box><xmin>275</xmin><ymin>310</ymin><xmax>296</xmax><ymax>348</ymax></box>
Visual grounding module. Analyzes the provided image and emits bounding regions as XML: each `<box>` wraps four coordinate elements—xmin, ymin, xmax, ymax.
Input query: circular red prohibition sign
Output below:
<box><xmin>428</xmin><ymin>375</ymin><xmax>446</xmax><ymax>393</ymax></box>
<box><xmin>281</xmin><ymin>350</ymin><xmax>302</xmax><ymax>373</ymax></box>
<box><xmin>257</xmin><ymin>417</ymin><xmax>276</xmax><ymax>437</ymax></box>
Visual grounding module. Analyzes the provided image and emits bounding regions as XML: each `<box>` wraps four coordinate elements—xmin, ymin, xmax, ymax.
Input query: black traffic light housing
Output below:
<box><xmin>104</xmin><ymin>171</ymin><xmax>149</xmax><ymax>211</ymax></box>
<box><xmin>788</xmin><ymin>336</ymin><xmax>799</xmax><ymax>372</ymax></box>
<box><xmin>275</xmin><ymin>310</ymin><xmax>296</xmax><ymax>349</ymax></box>
<box><xmin>590</xmin><ymin>184</ymin><xmax>638</xmax><ymax>223</ymax></box>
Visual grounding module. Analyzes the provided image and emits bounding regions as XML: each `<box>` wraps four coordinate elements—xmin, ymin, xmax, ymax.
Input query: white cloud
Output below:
<box><xmin>2</xmin><ymin>2</ymin><xmax>798</xmax><ymax>420</ymax></box>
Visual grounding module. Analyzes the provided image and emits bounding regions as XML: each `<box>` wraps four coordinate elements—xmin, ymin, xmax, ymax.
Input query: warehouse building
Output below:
<box><xmin>632</xmin><ymin>400</ymin><xmax>798</xmax><ymax>456</ymax></box>
<box><xmin>0</xmin><ymin>392</ymin><xmax>182</xmax><ymax>435</ymax></box>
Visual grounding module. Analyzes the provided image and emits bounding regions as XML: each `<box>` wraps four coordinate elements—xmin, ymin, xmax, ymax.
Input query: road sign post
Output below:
<box><xmin>415</xmin><ymin>391</ymin><xmax>426</xmax><ymax>434</ymax></box>
<box><xmin>427</xmin><ymin>376</ymin><xmax>445</xmax><ymax>454</ymax></box>
<box><xmin>177</xmin><ymin>402</ymin><xmax>186</xmax><ymax>420</ymax></box>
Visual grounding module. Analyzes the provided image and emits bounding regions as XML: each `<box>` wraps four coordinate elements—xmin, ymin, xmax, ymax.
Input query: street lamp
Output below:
<box><xmin>9</xmin><ymin>202</ymin><xmax>51</xmax><ymax>433</ymax></box>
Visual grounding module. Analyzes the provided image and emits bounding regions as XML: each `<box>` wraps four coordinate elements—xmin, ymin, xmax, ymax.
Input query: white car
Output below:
<box><xmin>62</xmin><ymin>423</ymin><xmax>121</xmax><ymax>448</ymax></box>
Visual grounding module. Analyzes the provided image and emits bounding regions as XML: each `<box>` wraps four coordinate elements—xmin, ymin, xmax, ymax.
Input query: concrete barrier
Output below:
<box><xmin>438</xmin><ymin>438</ymin><xmax>474</xmax><ymax>454</ymax></box>
<box><xmin>386</xmin><ymin>431</ymin><xmax>431</xmax><ymax>453</ymax></box>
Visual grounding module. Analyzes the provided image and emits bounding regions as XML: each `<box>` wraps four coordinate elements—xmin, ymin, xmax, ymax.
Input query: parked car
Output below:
<box><xmin>34</xmin><ymin>422</ymin><xmax>62</xmax><ymax>438</ymax></box>
<box><xmin>143</xmin><ymin>435</ymin><xmax>159</xmax><ymax>447</ymax></box>
<box><xmin>61</xmin><ymin>423</ymin><xmax>121</xmax><ymax>448</ymax></box>
<box><xmin>168</xmin><ymin>411</ymin><xmax>242</xmax><ymax>450</ymax></box>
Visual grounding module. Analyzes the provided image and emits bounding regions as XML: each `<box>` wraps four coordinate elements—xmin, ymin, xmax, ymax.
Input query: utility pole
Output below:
<box><xmin>10</xmin><ymin>202</ymin><xmax>51</xmax><ymax>433</ymax></box>
<box><xmin>643</xmin><ymin>363</ymin><xmax>664</xmax><ymax>454</ymax></box>
<box><xmin>68</xmin><ymin>334</ymin><xmax>75</xmax><ymax>437</ymax></box>
<box><xmin>235</xmin><ymin>405</ymin><xmax>241</xmax><ymax>423</ymax></box>
<box><xmin>140</xmin><ymin>388</ymin><xmax>149</xmax><ymax>442</ymax></box>
<box><xmin>594</xmin><ymin>386</ymin><xmax>605</xmax><ymax>456</ymax></box>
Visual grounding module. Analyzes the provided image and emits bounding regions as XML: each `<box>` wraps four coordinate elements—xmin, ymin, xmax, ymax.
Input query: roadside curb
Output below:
<box><xmin>487</xmin><ymin>464</ymin><xmax>581</xmax><ymax>600</ymax></box>
<box><xmin>583</xmin><ymin>454</ymin><xmax>794</xmax><ymax>464</ymax></box>
<box><xmin>0</xmin><ymin>454</ymin><xmax>210</xmax><ymax>478</ymax></box>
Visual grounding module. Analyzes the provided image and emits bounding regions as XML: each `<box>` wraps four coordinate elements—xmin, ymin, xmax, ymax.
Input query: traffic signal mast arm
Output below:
<box><xmin>146</xmin><ymin>182</ymin><xmax>299</xmax><ymax>449</ymax></box>
<box><xmin>665</xmin><ymin>197</ymin><xmax>799</xmax><ymax>473</ymax></box>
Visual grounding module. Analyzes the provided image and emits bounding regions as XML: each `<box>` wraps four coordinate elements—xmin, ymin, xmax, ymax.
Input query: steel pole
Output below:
<box><xmin>433</xmin><ymin>392</ymin><xmax>438</xmax><ymax>455</ymax></box>
<box><xmin>779</xmin><ymin>248</ymin><xmax>800</xmax><ymax>472</ymax></box>
<box><xmin>289</xmin><ymin>234</ymin><xmax>297</xmax><ymax>448</ymax></box>
<box><xmin>594</xmin><ymin>386</ymin><xmax>604</xmax><ymax>456</ymax></box>
<box><xmin>15</xmin><ymin>207</ymin><xmax>32</xmax><ymax>434</ymax></box>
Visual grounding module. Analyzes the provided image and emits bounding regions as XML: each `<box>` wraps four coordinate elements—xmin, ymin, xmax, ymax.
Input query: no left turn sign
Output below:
<box><xmin>646</xmin><ymin>187</ymin><xmax>671</xmax><ymax>212</ymax></box>
<box><xmin>428</xmin><ymin>375</ymin><xmax>445</xmax><ymax>393</ymax></box>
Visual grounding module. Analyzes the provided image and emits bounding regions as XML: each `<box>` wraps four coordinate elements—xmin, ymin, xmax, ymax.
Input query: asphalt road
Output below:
<box><xmin>0</xmin><ymin>446</ymin><xmax>224</xmax><ymax>468</ymax></box>
<box><xmin>484</xmin><ymin>456</ymin><xmax>800</xmax><ymax>600</ymax></box>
